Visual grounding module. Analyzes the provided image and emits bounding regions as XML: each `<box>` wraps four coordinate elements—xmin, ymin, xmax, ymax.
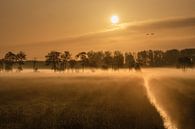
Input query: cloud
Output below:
<box><xmin>57</xmin><ymin>16</ymin><xmax>195</xmax><ymax>42</ymax></box>
<box><xmin>51</xmin><ymin>16</ymin><xmax>195</xmax><ymax>45</ymax></box>
<box><xmin>16</xmin><ymin>16</ymin><xmax>195</xmax><ymax>45</ymax></box>
<box><xmin>1</xmin><ymin>16</ymin><xmax>195</xmax><ymax>59</ymax></box>
<box><xmin>126</xmin><ymin>16</ymin><xmax>195</xmax><ymax>30</ymax></box>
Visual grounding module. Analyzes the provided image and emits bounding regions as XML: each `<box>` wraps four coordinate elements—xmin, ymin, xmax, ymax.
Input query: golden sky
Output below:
<box><xmin>0</xmin><ymin>0</ymin><xmax>195</xmax><ymax>59</ymax></box>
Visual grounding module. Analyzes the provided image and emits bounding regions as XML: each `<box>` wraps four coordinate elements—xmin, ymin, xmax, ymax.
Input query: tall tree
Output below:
<box><xmin>45</xmin><ymin>51</ymin><xmax>61</xmax><ymax>71</ymax></box>
<box><xmin>87</xmin><ymin>51</ymin><xmax>97</xmax><ymax>67</ymax></box>
<box><xmin>137</xmin><ymin>51</ymin><xmax>148</xmax><ymax>66</ymax></box>
<box><xmin>125</xmin><ymin>52</ymin><xmax>135</xmax><ymax>70</ymax></box>
<box><xmin>153</xmin><ymin>50</ymin><xmax>165</xmax><ymax>66</ymax></box>
<box><xmin>33</xmin><ymin>57</ymin><xmax>38</xmax><ymax>72</ymax></box>
<box><xmin>103</xmin><ymin>51</ymin><xmax>113</xmax><ymax>69</ymax></box>
<box><xmin>147</xmin><ymin>50</ymin><xmax>154</xmax><ymax>66</ymax></box>
<box><xmin>4</xmin><ymin>52</ymin><xmax>17</xmax><ymax>71</ymax></box>
<box><xmin>95</xmin><ymin>51</ymin><xmax>104</xmax><ymax>68</ymax></box>
<box><xmin>134</xmin><ymin>62</ymin><xmax>141</xmax><ymax>71</ymax></box>
<box><xmin>178</xmin><ymin>57</ymin><xmax>193</xmax><ymax>70</ymax></box>
<box><xmin>164</xmin><ymin>49</ymin><xmax>180</xmax><ymax>66</ymax></box>
<box><xmin>180</xmin><ymin>48</ymin><xmax>195</xmax><ymax>63</ymax></box>
<box><xmin>76</xmin><ymin>52</ymin><xmax>88</xmax><ymax>71</ymax></box>
<box><xmin>69</xmin><ymin>59</ymin><xmax>77</xmax><ymax>72</ymax></box>
<box><xmin>61</xmin><ymin>51</ymin><xmax>71</xmax><ymax>71</ymax></box>
<box><xmin>0</xmin><ymin>59</ymin><xmax>3</xmax><ymax>71</ymax></box>
<box><xmin>113</xmin><ymin>51</ymin><xmax>124</xmax><ymax>69</ymax></box>
<box><xmin>87</xmin><ymin>51</ymin><xmax>104</xmax><ymax>68</ymax></box>
<box><xmin>16</xmin><ymin>51</ymin><xmax>26</xmax><ymax>71</ymax></box>
<box><xmin>180</xmin><ymin>48</ymin><xmax>195</xmax><ymax>57</ymax></box>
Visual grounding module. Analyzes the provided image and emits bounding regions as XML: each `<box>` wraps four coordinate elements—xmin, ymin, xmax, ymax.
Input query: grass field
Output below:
<box><xmin>0</xmin><ymin>68</ymin><xmax>194</xmax><ymax>129</ymax></box>
<box><xmin>0</xmin><ymin>71</ymin><xmax>165</xmax><ymax>129</ymax></box>
<box><xmin>149</xmin><ymin>76</ymin><xmax>195</xmax><ymax>129</ymax></box>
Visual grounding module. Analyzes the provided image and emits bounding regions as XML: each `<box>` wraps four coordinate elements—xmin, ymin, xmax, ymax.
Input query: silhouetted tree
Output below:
<box><xmin>147</xmin><ymin>50</ymin><xmax>154</xmax><ymax>66</ymax></box>
<box><xmin>33</xmin><ymin>58</ymin><xmax>38</xmax><ymax>72</ymax></box>
<box><xmin>87</xmin><ymin>51</ymin><xmax>104</xmax><ymax>68</ymax></box>
<box><xmin>69</xmin><ymin>59</ymin><xmax>76</xmax><ymax>72</ymax></box>
<box><xmin>137</xmin><ymin>51</ymin><xmax>147</xmax><ymax>66</ymax></box>
<box><xmin>87</xmin><ymin>51</ymin><xmax>97</xmax><ymax>68</ymax></box>
<box><xmin>103</xmin><ymin>51</ymin><xmax>113</xmax><ymax>69</ymax></box>
<box><xmin>4</xmin><ymin>52</ymin><xmax>17</xmax><ymax>71</ymax></box>
<box><xmin>0</xmin><ymin>59</ymin><xmax>3</xmax><ymax>71</ymax></box>
<box><xmin>61</xmin><ymin>51</ymin><xmax>71</xmax><ymax>71</ymax></box>
<box><xmin>113</xmin><ymin>51</ymin><xmax>124</xmax><ymax>69</ymax></box>
<box><xmin>178</xmin><ymin>57</ymin><xmax>193</xmax><ymax>70</ymax></box>
<box><xmin>16</xmin><ymin>51</ymin><xmax>26</xmax><ymax>71</ymax></box>
<box><xmin>45</xmin><ymin>51</ymin><xmax>61</xmax><ymax>71</ymax></box>
<box><xmin>137</xmin><ymin>50</ymin><xmax>155</xmax><ymax>67</ymax></box>
<box><xmin>134</xmin><ymin>62</ymin><xmax>141</xmax><ymax>71</ymax></box>
<box><xmin>95</xmin><ymin>51</ymin><xmax>104</xmax><ymax>67</ymax></box>
<box><xmin>164</xmin><ymin>49</ymin><xmax>180</xmax><ymax>66</ymax></box>
<box><xmin>76</xmin><ymin>52</ymin><xmax>88</xmax><ymax>71</ymax></box>
<box><xmin>2</xmin><ymin>48</ymin><xmax>194</xmax><ymax>72</ymax></box>
<box><xmin>181</xmin><ymin>48</ymin><xmax>195</xmax><ymax>56</ymax></box>
<box><xmin>125</xmin><ymin>52</ymin><xmax>135</xmax><ymax>70</ymax></box>
<box><xmin>180</xmin><ymin>48</ymin><xmax>195</xmax><ymax>63</ymax></box>
<box><xmin>153</xmin><ymin>50</ymin><xmax>165</xmax><ymax>66</ymax></box>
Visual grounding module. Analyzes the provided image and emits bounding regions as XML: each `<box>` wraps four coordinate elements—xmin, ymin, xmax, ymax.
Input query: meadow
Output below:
<box><xmin>0</xmin><ymin>69</ymin><xmax>194</xmax><ymax>129</ymax></box>
<box><xmin>149</xmin><ymin>72</ymin><xmax>195</xmax><ymax>129</ymax></box>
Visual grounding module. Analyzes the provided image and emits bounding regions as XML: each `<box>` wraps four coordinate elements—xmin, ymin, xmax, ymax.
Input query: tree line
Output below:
<box><xmin>0</xmin><ymin>51</ymin><xmax>26</xmax><ymax>72</ymax></box>
<box><xmin>45</xmin><ymin>51</ymin><xmax>141</xmax><ymax>72</ymax></box>
<box><xmin>0</xmin><ymin>48</ymin><xmax>194</xmax><ymax>72</ymax></box>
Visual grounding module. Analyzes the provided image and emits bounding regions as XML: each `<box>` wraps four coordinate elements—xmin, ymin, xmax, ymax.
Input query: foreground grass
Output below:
<box><xmin>0</xmin><ymin>73</ymin><xmax>164</xmax><ymax>129</ymax></box>
<box><xmin>149</xmin><ymin>77</ymin><xmax>195</xmax><ymax>129</ymax></box>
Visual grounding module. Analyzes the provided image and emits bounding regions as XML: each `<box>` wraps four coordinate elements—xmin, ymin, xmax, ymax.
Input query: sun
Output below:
<box><xmin>111</xmin><ymin>15</ymin><xmax>119</xmax><ymax>24</ymax></box>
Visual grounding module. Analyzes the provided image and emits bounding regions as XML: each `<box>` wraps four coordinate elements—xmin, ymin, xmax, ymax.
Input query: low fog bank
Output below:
<box><xmin>0</xmin><ymin>68</ymin><xmax>194</xmax><ymax>79</ymax></box>
<box><xmin>143</xmin><ymin>68</ymin><xmax>195</xmax><ymax>79</ymax></box>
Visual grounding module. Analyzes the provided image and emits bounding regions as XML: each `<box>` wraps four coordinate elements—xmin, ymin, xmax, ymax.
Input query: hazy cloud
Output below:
<box><xmin>1</xmin><ymin>16</ymin><xmax>195</xmax><ymax>59</ymax></box>
<box><xmin>127</xmin><ymin>16</ymin><xmax>195</xmax><ymax>30</ymax></box>
<box><xmin>58</xmin><ymin>16</ymin><xmax>195</xmax><ymax>41</ymax></box>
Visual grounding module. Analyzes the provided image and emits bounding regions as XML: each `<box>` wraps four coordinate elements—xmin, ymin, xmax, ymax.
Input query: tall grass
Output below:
<box><xmin>0</xmin><ymin>73</ymin><xmax>164</xmax><ymax>129</ymax></box>
<box><xmin>149</xmin><ymin>77</ymin><xmax>195</xmax><ymax>129</ymax></box>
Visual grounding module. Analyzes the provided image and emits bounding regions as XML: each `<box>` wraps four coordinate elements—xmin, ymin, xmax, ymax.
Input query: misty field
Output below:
<box><xmin>0</xmin><ymin>71</ymin><xmax>165</xmax><ymax>129</ymax></box>
<box><xmin>149</xmin><ymin>76</ymin><xmax>195</xmax><ymax>129</ymax></box>
<box><xmin>0</xmin><ymin>69</ymin><xmax>194</xmax><ymax>129</ymax></box>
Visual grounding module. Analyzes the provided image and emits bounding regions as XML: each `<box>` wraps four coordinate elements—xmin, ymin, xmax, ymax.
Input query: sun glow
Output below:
<box><xmin>111</xmin><ymin>15</ymin><xmax>119</xmax><ymax>24</ymax></box>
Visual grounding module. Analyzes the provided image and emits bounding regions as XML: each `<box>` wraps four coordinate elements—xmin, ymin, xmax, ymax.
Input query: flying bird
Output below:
<box><xmin>146</xmin><ymin>33</ymin><xmax>155</xmax><ymax>36</ymax></box>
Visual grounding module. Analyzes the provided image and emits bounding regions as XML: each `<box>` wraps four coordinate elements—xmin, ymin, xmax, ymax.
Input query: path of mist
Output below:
<box><xmin>142</xmin><ymin>68</ymin><xmax>195</xmax><ymax>129</ymax></box>
<box><xmin>144</xmin><ymin>77</ymin><xmax>177</xmax><ymax>129</ymax></box>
